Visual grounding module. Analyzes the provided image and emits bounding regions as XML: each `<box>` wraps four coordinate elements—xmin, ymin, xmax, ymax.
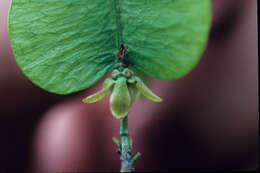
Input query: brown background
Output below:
<box><xmin>0</xmin><ymin>0</ymin><xmax>258</xmax><ymax>172</ymax></box>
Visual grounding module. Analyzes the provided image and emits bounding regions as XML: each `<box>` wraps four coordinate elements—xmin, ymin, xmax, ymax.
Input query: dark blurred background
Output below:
<box><xmin>0</xmin><ymin>0</ymin><xmax>258</xmax><ymax>172</ymax></box>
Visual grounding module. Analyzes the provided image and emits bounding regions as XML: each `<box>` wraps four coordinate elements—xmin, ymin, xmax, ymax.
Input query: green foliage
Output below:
<box><xmin>8</xmin><ymin>0</ymin><xmax>211</xmax><ymax>94</ymax></box>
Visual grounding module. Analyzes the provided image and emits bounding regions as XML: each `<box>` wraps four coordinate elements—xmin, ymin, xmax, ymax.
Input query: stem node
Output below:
<box><xmin>114</xmin><ymin>116</ymin><xmax>140</xmax><ymax>172</ymax></box>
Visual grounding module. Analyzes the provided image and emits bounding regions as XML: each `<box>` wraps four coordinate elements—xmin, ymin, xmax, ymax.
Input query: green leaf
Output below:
<box><xmin>121</xmin><ymin>0</ymin><xmax>211</xmax><ymax>80</ymax></box>
<box><xmin>9</xmin><ymin>0</ymin><xmax>210</xmax><ymax>94</ymax></box>
<box><xmin>82</xmin><ymin>80</ymin><xmax>115</xmax><ymax>103</ymax></box>
<box><xmin>8</xmin><ymin>0</ymin><xmax>118</xmax><ymax>94</ymax></box>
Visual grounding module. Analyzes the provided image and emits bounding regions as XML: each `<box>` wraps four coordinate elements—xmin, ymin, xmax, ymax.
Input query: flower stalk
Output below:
<box><xmin>113</xmin><ymin>116</ymin><xmax>141</xmax><ymax>172</ymax></box>
<box><xmin>83</xmin><ymin>45</ymin><xmax>161</xmax><ymax>172</ymax></box>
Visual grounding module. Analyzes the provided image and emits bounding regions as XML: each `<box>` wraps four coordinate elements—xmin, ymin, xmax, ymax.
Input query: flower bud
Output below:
<box><xmin>110</xmin><ymin>77</ymin><xmax>131</xmax><ymax>119</ymax></box>
<box><xmin>128</xmin><ymin>83</ymin><xmax>139</xmax><ymax>105</ymax></box>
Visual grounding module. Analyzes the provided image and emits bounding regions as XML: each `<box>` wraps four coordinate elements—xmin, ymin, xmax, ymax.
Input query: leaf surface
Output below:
<box><xmin>121</xmin><ymin>0</ymin><xmax>211</xmax><ymax>80</ymax></box>
<box><xmin>9</xmin><ymin>0</ymin><xmax>118</xmax><ymax>94</ymax></box>
<box><xmin>9</xmin><ymin>0</ymin><xmax>211</xmax><ymax>94</ymax></box>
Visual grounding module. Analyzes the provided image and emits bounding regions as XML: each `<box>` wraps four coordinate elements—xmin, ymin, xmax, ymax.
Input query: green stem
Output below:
<box><xmin>113</xmin><ymin>116</ymin><xmax>140</xmax><ymax>172</ymax></box>
<box><xmin>120</xmin><ymin>116</ymin><xmax>132</xmax><ymax>172</ymax></box>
